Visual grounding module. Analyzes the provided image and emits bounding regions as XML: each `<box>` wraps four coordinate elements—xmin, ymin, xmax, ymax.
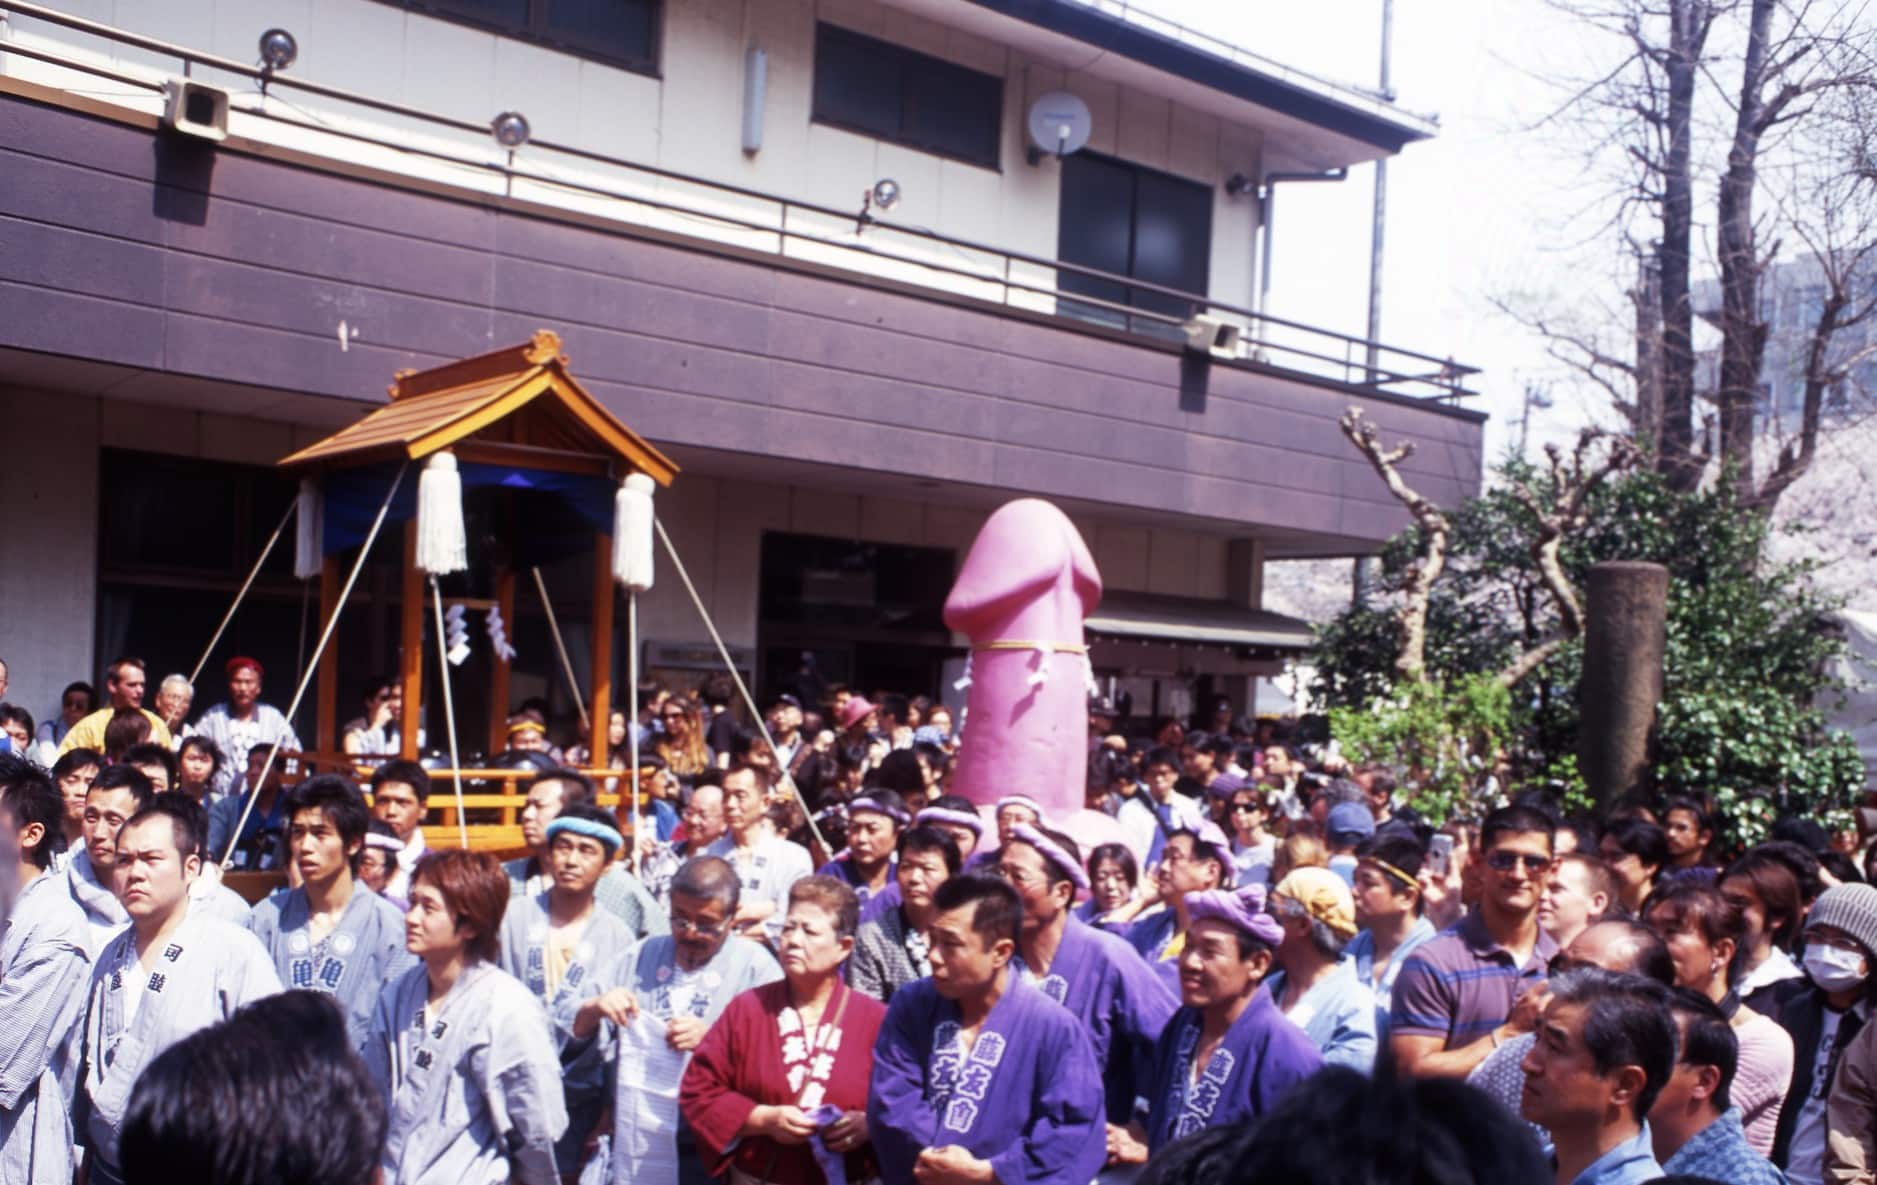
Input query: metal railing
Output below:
<box><xmin>0</xmin><ymin>1</ymin><xmax>1478</xmax><ymax>401</ymax></box>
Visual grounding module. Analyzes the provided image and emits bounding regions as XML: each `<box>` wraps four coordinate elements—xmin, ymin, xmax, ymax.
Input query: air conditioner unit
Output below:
<box><xmin>162</xmin><ymin>79</ymin><xmax>229</xmax><ymax>142</ymax></box>
<box><xmin>1183</xmin><ymin>315</ymin><xmax>1242</xmax><ymax>360</ymax></box>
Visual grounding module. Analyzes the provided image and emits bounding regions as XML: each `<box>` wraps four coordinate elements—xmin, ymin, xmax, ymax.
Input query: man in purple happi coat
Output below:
<box><xmin>996</xmin><ymin>823</ymin><xmax>1178</xmax><ymax>1123</ymax></box>
<box><xmin>1110</xmin><ymin>883</ymin><xmax>1323</xmax><ymax>1165</ymax></box>
<box><xmin>868</xmin><ymin>875</ymin><xmax>1106</xmax><ymax>1185</ymax></box>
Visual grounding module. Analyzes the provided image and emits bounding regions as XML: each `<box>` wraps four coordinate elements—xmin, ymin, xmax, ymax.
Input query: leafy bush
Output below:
<box><xmin>1314</xmin><ymin>464</ymin><xmax>1864</xmax><ymax>847</ymax></box>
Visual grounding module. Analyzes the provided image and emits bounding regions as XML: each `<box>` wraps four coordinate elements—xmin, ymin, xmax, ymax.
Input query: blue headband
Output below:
<box><xmin>916</xmin><ymin>806</ymin><xmax>984</xmax><ymax>836</ymax></box>
<box><xmin>546</xmin><ymin>816</ymin><xmax>623</xmax><ymax>855</ymax></box>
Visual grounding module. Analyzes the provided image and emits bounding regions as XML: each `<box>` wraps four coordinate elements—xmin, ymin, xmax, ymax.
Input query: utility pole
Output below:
<box><xmin>1363</xmin><ymin>0</ymin><xmax>1394</xmax><ymax>383</ymax></box>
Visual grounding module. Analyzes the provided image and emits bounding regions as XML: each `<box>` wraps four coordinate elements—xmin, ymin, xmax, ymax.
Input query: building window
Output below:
<box><xmin>391</xmin><ymin>0</ymin><xmax>661</xmax><ymax>74</ymax></box>
<box><xmin>812</xmin><ymin>23</ymin><xmax>1003</xmax><ymax>169</ymax></box>
<box><xmin>1057</xmin><ymin>152</ymin><xmax>1213</xmax><ymax>336</ymax></box>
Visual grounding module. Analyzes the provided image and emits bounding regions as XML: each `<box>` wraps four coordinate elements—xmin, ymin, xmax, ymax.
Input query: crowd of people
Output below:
<box><xmin>5</xmin><ymin>650</ymin><xmax>1877</xmax><ymax>1184</ymax></box>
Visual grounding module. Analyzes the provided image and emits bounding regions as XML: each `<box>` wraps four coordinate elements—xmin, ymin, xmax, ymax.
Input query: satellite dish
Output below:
<box><xmin>1026</xmin><ymin>91</ymin><xmax>1092</xmax><ymax>163</ymax></box>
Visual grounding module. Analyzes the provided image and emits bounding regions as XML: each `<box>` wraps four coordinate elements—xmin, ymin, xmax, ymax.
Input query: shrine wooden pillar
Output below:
<box><xmin>315</xmin><ymin>555</ymin><xmax>342</xmax><ymax>767</ymax></box>
<box><xmin>589</xmin><ymin>533</ymin><xmax>615</xmax><ymax>769</ymax></box>
<box><xmin>398</xmin><ymin>522</ymin><xmax>424</xmax><ymax>762</ymax></box>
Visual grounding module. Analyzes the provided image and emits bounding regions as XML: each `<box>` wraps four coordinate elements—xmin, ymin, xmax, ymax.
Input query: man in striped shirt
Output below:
<box><xmin>1390</xmin><ymin>804</ymin><xmax>1559</xmax><ymax>1077</ymax></box>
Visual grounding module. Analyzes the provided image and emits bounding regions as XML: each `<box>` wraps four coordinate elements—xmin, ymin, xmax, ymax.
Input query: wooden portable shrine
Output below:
<box><xmin>273</xmin><ymin>329</ymin><xmax>678</xmax><ymax>850</ymax></box>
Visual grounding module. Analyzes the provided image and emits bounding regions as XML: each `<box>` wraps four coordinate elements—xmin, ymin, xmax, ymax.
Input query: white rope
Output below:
<box><xmin>653</xmin><ymin>516</ymin><xmax>830</xmax><ymax>858</ymax></box>
<box><xmin>190</xmin><ymin>497</ymin><xmax>298</xmax><ymax>688</ymax></box>
<box><xmin>430</xmin><ymin>576</ymin><xmax>470</xmax><ymax>847</ymax></box>
<box><xmin>219</xmin><ymin>462</ymin><xmax>409</xmax><ymax>869</ymax></box>
<box><xmin>628</xmin><ymin>589</ymin><xmax>642</xmax><ymax>878</ymax></box>
<box><xmin>531</xmin><ymin>567</ymin><xmax>591</xmax><ymax>734</ymax></box>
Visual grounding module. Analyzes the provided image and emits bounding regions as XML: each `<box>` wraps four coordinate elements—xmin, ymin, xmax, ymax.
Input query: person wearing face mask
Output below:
<box><xmin>1771</xmin><ymin>882</ymin><xmax>1877</xmax><ymax>1183</ymax></box>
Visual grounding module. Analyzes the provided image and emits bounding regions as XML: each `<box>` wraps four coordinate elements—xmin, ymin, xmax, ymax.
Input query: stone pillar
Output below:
<box><xmin>1579</xmin><ymin>561</ymin><xmax>1670</xmax><ymax>808</ymax></box>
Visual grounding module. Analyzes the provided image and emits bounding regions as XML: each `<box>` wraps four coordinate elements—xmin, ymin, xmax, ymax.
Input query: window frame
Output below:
<box><xmin>810</xmin><ymin>22</ymin><xmax>1005</xmax><ymax>172</ymax></box>
<box><xmin>1055</xmin><ymin>150</ymin><xmax>1216</xmax><ymax>336</ymax></box>
<box><xmin>386</xmin><ymin>0</ymin><xmax>663</xmax><ymax>78</ymax></box>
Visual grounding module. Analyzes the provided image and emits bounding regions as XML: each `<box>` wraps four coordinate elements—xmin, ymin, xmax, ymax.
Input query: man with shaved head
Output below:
<box><xmin>1467</xmin><ymin>918</ymin><xmax>1676</xmax><ymax>1138</ymax></box>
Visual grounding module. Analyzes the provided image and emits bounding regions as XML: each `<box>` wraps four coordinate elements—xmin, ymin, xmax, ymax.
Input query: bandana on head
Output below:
<box><xmin>363</xmin><ymin>832</ymin><xmax>405</xmax><ymax>854</ymax></box>
<box><xmin>995</xmin><ymin>794</ymin><xmax>1045</xmax><ymax>821</ymax></box>
<box><xmin>847</xmin><ymin>795</ymin><xmax>910</xmax><ymax>827</ymax></box>
<box><xmin>1185</xmin><ymin>882</ymin><xmax>1284</xmax><ymax>947</ymax></box>
<box><xmin>546</xmin><ymin>815</ymin><xmax>623</xmax><ymax>855</ymax></box>
<box><xmin>1007</xmin><ymin>822</ymin><xmax>1090</xmax><ymax>892</ymax></box>
<box><xmin>915</xmin><ymin>807</ymin><xmax>984</xmax><ymax>836</ymax></box>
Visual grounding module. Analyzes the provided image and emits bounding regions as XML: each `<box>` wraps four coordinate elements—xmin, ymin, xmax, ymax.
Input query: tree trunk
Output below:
<box><xmin>1633</xmin><ymin>253</ymin><xmax>1664</xmax><ymax>451</ymax></box>
<box><xmin>1716</xmin><ymin>0</ymin><xmax>1776</xmax><ymax>497</ymax></box>
<box><xmin>1657</xmin><ymin>0</ymin><xmax>1705</xmax><ymax>490</ymax></box>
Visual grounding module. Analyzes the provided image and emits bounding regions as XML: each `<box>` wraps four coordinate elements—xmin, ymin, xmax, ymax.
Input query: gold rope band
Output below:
<box><xmin>972</xmin><ymin>641</ymin><xmax>1089</xmax><ymax>654</ymax></box>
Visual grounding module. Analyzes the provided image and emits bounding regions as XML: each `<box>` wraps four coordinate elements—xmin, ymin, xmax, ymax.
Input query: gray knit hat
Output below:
<box><xmin>1806</xmin><ymin>883</ymin><xmax>1877</xmax><ymax>958</ymax></box>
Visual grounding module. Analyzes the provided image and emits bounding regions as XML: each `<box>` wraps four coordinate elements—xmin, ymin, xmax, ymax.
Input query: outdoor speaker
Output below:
<box><xmin>162</xmin><ymin>79</ymin><xmax>229</xmax><ymax>142</ymax></box>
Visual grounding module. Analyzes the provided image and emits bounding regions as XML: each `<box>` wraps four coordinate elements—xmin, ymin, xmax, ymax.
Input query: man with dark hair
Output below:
<box><xmin>247</xmin><ymin>776</ymin><xmax>412</xmax><ymax>1049</ymax></box>
<box><xmin>1649</xmin><ymin>988</ymin><xmax>1784</xmax><ymax>1182</ymax></box>
<box><xmin>369</xmin><ymin>760</ymin><xmax>431</xmax><ymax>901</ymax></box>
<box><xmin>505</xmin><ymin>769</ymin><xmax>665</xmax><ymax>941</ymax></box>
<box><xmin>698</xmin><ymin>674</ymin><xmax>740</xmax><ymax>764</ymax></box>
<box><xmin>574</xmin><ymin>855</ymin><xmax>781</xmax><ymax>1184</ymax></box>
<box><xmin>66</xmin><ymin>764</ymin><xmax>154</xmax><ymax>956</ymax></box>
<box><xmin>499</xmin><ymin>801</ymin><xmax>638</xmax><ymax>1180</ymax></box>
<box><xmin>1519</xmin><ymin>968</ymin><xmax>1676</xmax><ymax>1185</ymax></box>
<box><xmin>0</xmin><ymin>753</ymin><xmax>92</xmax><ymax>1183</ymax></box>
<box><xmin>1600</xmin><ymin>818</ymin><xmax>1669</xmax><ymax>915</ymax></box>
<box><xmin>120</xmin><ymin>990</ymin><xmax>385</xmax><ymax>1185</ymax></box>
<box><xmin>77</xmin><ymin>799</ymin><xmax>282</xmax><ymax>1183</ymax></box>
<box><xmin>1392</xmin><ymin>804</ymin><xmax>1560</xmax><ymax>1077</ymax></box>
<box><xmin>705</xmin><ymin>763</ymin><xmax>811</xmax><ymax>947</ymax></box>
<box><xmin>58</xmin><ymin>658</ymin><xmax>170</xmax><ymax>756</ymax></box>
<box><xmin>120</xmin><ymin>743</ymin><xmax>177</xmax><ymax>796</ymax></box>
<box><xmin>869</xmin><ymin>875</ymin><xmax>1106</xmax><ymax>1185</ymax></box>
<box><xmin>1129</xmin><ymin>824</ymin><xmax>1235</xmax><ymax>984</ymax></box>
<box><xmin>1661</xmin><ymin>798</ymin><xmax>1718</xmax><ymax>880</ymax></box>
<box><xmin>997</xmin><ymin>823</ymin><xmax>1176</xmax><ymax>1124</ymax></box>
<box><xmin>817</xmin><ymin>789</ymin><xmax>907</xmax><ymax>909</ymax></box>
<box><xmin>206</xmin><ymin>745</ymin><xmax>291</xmax><ymax>871</ymax></box>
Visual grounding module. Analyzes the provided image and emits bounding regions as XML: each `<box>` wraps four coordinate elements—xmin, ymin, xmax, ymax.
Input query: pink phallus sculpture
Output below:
<box><xmin>943</xmin><ymin>498</ymin><xmax>1109</xmax><ymax>835</ymax></box>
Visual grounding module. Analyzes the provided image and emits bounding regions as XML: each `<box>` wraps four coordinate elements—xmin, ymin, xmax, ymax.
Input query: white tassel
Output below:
<box><xmin>613</xmin><ymin>472</ymin><xmax>656</xmax><ymax>592</ymax></box>
<box><xmin>1084</xmin><ymin>654</ymin><xmax>1099</xmax><ymax>697</ymax></box>
<box><xmin>293</xmin><ymin>477</ymin><xmax>323</xmax><ymax>579</ymax></box>
<box><xmin>484</xmin><ymin>605</ymin><xmax>516</xmax><ymax>662</ymax></box>
<box><xmin>415</xmin><ymin>451</ymin><xmax>467</xmax><ymax>576</ymax></box>
<box><xmin>1027</xmin><ymin>644</ymin><xmax>1050</xmax><ymax>690</ymax></box>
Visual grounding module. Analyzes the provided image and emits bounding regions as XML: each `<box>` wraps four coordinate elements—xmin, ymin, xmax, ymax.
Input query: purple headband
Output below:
<box><xmin>1008</xmin><ymin>822</ymin><xmax>1091</xmax><ymax>893</ymax></box>
<box><xmin>1180</xmin><ymin>821</ymin><xmax>1238</xmax><ymax>890</ymax></box>
<box><xmin>847</xmin><ymin>796</ymin><xmax>910</xmax><ymax>826</ymax></box>
<box><xmin>995</xmin><ymin>794</ymin><xmax>1046</xmax><ymax>820</ymax></box>
<box><xmin>915</xmin><ymin>806</ymin><xmax>984</xmax><ymax>836</ymax></box>
<box><xmin>1186</xmin><ymin>883</ymin><xmax>1284</xmax><ymax>947</ymax></box>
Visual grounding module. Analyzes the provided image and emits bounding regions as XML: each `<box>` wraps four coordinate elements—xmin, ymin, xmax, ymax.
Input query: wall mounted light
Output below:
<box><xmin>856</xmin><ymin>178</ymin><xmax>901</xmax><ymax>233</ymax></box>
<box><xmin>259</xmin><ymin>28</ymin><xmax>298</xmax><ymax>72</ymax></box>
<box><xmin>491</xmin><ymin>111</ymin><xmax>531</xmax><ymax>149</ymax></box>
<box><xmin>1224</xmin><ymin>173</ymin><xmax>1254</xmax><ymax>198</ymax></box>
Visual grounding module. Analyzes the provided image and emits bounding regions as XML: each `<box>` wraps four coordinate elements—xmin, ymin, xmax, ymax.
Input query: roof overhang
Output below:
<box><xmin>879</xmin><ymin>0</ymin><xmax>1436</xmax><ymax>171</ymax></box>
<box><xmin>1086</xmin><ymin>593</ymin><xmax>1317</xmax><ymax>652</ymax></box>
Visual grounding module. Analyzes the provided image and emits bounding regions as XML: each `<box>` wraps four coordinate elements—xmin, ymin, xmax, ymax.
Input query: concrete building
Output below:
<box><xmin>0</xmin><ymin>0</ymin><xmax>1485</xmax><ymax>749</ymax></box>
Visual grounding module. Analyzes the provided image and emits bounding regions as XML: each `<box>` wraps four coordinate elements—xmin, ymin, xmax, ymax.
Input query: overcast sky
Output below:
<box><xmin>1153</xmin><ymin>0</ymin><xmax>1624</xmax><ymax>459</ymax></box>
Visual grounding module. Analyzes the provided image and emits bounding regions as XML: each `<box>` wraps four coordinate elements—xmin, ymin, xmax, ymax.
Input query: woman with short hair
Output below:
<box><xmin>363</xmin><ymin>848</ymin><xmax>566</xmax><ymax>1185</ymax></box>
<box><xmin>680</xmin><ymin>876</ymin><xmax>887</xmax><ymax>1184</ymax></box>
<box><xmin>174</xmin><ymin>736</ymin><xmax>223</xmax><ymax>806</ymax></box>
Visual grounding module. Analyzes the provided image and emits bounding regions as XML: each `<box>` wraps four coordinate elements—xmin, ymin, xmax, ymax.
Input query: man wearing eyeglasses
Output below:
<box><xmin>574</xmin><ymin>855</ymin><xmax>781</xmax><ymax>1184</ymax></box>
<box><xmin>1390</xmin><ymin>804</ymin><xmax>1561</xmax><ymax>1077</ymax></box>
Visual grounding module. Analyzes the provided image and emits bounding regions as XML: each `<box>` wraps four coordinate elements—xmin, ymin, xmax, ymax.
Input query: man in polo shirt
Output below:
<box><xmin>1391</xmin><ymin>803</ymin><xmax>1559</xmax><ymax>1077</ymax></box>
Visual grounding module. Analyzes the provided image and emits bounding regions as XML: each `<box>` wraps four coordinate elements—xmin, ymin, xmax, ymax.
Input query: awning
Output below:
<box><xmin>1085</xmin><ymin>594</ymin><xmax>1317</xmax><ymax>651</ymax></box>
